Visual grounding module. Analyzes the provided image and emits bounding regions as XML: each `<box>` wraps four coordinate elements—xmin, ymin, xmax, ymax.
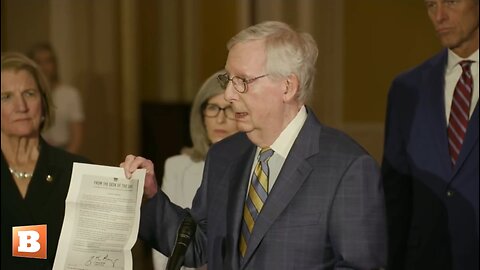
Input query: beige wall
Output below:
<box><xmin>344</xmin><ymin>0</ymin><xmax>441</xmax><ymax>123</ymax></box>
<box><xmin>342</xmin><ymin>0</ymin><xmax>442</xmax><ymax>160</ymax></box>
<box><xmin>1</xmin><ymin>0</ymin><xmax>442</xmax><ymax>170</ymax></box>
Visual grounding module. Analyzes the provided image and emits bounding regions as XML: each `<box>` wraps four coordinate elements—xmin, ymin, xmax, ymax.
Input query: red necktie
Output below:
<box><xmin>448</xmin><ymin>60</ymin><xmax>473</xmax><ymax>166</ymax></box>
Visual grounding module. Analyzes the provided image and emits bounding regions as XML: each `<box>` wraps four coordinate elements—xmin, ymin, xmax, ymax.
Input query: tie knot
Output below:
<box><xmin>459</xmin><ymin>60</ymin><xmax>473</xmax><ymax>71</ymax></box>
<box><xmin>258</xmin><ymin>148</ymin><xmax>274</xmax><ymax>163</ymax></box>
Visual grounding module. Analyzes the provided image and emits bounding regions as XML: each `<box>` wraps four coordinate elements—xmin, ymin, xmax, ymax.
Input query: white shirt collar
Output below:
<box><xmin>262</xmin><ymin>106</ymin><xmax>307</xmax><ymax>159</ymax></box>
<box><xmin>446</xmin><ymin>49</ymin><xmax>479</xmax><ymax>73</ymax></box>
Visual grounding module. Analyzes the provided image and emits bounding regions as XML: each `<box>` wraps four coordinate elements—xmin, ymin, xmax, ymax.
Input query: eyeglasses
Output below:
<box><xmin>217</xmin><ymin>73</ymin><xmax>268</xmax><ymax>93</ymax></box>
<box><xmin>203</xmin><ymin>103</ymin><xmax>235</xmax><ymax>120</ymax></box>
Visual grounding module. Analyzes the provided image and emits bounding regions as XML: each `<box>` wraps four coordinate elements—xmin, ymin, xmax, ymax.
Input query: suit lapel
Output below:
<box><xmin>1</xmin><ymin>140</ymin><xmax>62</xmax><ymax>224</ymax></box>
<box><xmin>1</xmin><ymin>153</ymin><xmax>32</xmax><ymax>220</ymax></box>
<box><xmin>240</xmin><ymin>112</ymin><xmax>320</xmax><ymax>267</ymax></box>
<box><xmin>422</xmin><ymin>50</ymin><xmax>479</xmax><ymax>179</ymax></box>
<box><xmin>25</xmin><ymin>140</ymin><xmax>62</xmax><ymax>218</ymax></box>
<box><xmin>225</xmin><ymin>144</ymin><xmax>256</xmax><ymax>269</ymax></box>
<box><xmin>423</xmin><ymin>50</ymin><xmax>453</xmax><ymax>178</ymax></box>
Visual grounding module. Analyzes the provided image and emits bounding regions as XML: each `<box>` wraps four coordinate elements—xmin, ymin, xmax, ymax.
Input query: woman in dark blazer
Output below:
<box><xmin>1</xmin><ymin>52</ymin><xmax>89</xmax><ymax>270</ymax></box>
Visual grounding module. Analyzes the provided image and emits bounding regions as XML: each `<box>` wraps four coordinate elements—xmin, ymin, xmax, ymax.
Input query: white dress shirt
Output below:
<box><xmin>444</xmin><ymin>49</ymin><xmax>479</xmax><ymax>123</ymax></box>
<box><xmin>247</xmin><ymin>106</ymin><xmax>308</xmax><ymax>194</ymax></box>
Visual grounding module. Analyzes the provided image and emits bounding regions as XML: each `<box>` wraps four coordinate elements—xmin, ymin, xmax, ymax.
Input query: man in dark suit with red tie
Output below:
<box><xmin>382</xmin><ymin>0</ymin><xmax>479</xmax><ymax>269</ymax></box>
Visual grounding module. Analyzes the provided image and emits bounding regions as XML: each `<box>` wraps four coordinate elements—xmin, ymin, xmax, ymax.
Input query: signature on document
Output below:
<box><xmin>84</xmin><ymin>253</ymin><xmax>119</xmax><ymax>268</ymax></box>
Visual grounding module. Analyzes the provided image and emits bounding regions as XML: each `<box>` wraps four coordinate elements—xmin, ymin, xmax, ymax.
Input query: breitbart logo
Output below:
<box><xmin>12</xmin><ymin>225</ymin><xmax>47</xmax><ymax>259</ymax></box>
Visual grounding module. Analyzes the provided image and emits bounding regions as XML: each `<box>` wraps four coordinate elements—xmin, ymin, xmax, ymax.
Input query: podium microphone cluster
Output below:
<box><xmin>166</xmin><ymin>214</ymin><xmax>197</xmax><ymax>270</ymax></box>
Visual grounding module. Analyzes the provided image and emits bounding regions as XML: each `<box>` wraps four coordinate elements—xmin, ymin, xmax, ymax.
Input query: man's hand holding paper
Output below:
<box><xmin>53</xmin><ymin>163</ymin><xmax>145</xmax><ymax>270</ymax></box>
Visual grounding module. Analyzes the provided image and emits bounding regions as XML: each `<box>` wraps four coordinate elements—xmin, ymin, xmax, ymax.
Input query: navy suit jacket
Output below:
<box><xmin>382</xmin><ymin>49</ymin><xmax>479</xmax><ymax>270</ymax></box>
<box><xmin>140</xmin><ymin>109</ymin><xmax>387</xmax><ymax>269</ymax></box>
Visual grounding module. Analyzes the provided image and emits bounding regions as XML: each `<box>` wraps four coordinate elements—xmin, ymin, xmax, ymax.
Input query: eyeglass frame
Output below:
<box><xmin>202</xmin><ymin>103</ymin><xmax>235</xmax><ymax>120</ymax></box>
<box><xmin>217</xmin><ymin>73</ymin><xmax>269</xmax><ymax>93</ymax></box>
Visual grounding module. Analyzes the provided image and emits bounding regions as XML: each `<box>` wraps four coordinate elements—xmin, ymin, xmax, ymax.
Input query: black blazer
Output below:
<box><xmin>1</xmin><ymin>138</ymin><xmax>90</xmax><ymax>270</ymax></box>
<box><xmin>382</xmin><ymin>49</ymin><xmax>479</xmax><ymax>270</ymax></box>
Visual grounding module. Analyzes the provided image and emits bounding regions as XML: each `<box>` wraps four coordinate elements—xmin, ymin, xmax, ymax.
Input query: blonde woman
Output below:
<box><xmin>1</xmin><ymin>52</ymin><xmax>89</xmax><ymax>270</ymax></box>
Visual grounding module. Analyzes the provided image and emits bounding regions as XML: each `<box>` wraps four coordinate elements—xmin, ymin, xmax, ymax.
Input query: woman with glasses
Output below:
<box><xmin>152</xmin><ymin>70</ymin><xmax>238</xmax><ymax>270</ymax></box>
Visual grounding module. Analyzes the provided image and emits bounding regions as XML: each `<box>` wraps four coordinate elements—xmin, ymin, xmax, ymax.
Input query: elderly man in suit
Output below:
<box><xmin>382</xmin><ymin>0</ymin><xmax>479</xmax><ymax>269</ymax></box>
<box><xmin>123</xmin><ymin>21</ymin><xmax>387</xmax><ymax>269</ymax></box>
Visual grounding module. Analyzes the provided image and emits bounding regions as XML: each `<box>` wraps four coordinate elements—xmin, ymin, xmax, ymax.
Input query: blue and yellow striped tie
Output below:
<box><xmin>239</xmin><ymin>148</ymin><xmax>274</xmax><ymax>257</ymax></box>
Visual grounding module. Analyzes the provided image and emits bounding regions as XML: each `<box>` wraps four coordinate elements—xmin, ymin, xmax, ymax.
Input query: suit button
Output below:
<box><xmin>446</xmin><ymin>190</ymin><xmax>454</xmax><ymax>197</ymax></box>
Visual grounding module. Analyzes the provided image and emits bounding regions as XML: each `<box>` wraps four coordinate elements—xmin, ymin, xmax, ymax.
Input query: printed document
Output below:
<box><xmin>53</xmin><ymin>163</ymin><xmax>145</xmax><ymax>270</ymax></box>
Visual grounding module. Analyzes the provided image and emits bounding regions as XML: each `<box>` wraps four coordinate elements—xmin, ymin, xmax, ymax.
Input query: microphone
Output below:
<box><xmin>166</xmin><ymin>214</ymin><xmax>197</xmax><ymax>270</ymax></box>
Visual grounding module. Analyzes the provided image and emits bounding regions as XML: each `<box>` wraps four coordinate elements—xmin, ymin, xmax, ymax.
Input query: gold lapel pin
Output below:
<box><xmin>46</xmin><ymin>175</ymin><xmax>53</xmax><ymax>182</ymax></box>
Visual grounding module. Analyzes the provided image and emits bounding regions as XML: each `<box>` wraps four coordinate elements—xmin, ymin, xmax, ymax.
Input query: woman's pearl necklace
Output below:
<box><xmin>9</xmin><ymin>167</ymin><xmax>33</xmax><ymax>179</ymax></box>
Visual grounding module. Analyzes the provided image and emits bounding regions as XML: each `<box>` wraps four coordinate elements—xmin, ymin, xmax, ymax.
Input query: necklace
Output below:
<box><xmin>9</xmin><ymin>167</ymin><xmax>33</xmax><ymax>179</ymax></box>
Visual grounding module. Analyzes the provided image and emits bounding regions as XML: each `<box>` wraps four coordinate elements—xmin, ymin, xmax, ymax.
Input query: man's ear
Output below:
<box><xmin>283</xmin><ymin>74</ymin><xmax>299</xmax><ymax>102</ymax></box>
